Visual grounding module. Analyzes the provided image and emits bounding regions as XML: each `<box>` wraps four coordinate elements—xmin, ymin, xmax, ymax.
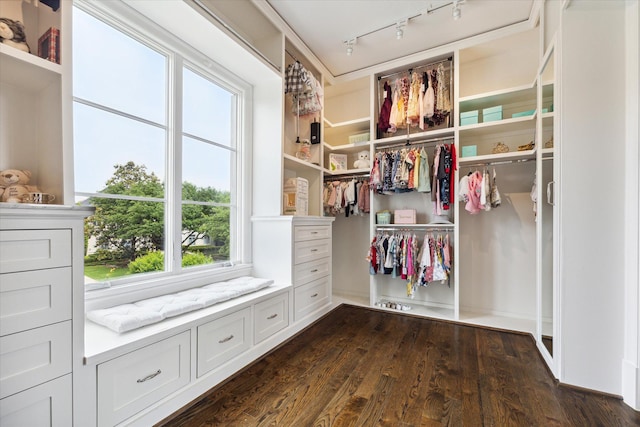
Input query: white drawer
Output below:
<box><xmin>97</xmin><ymin>331</ymin><xmax>190</xmax><ymax>427</ymax></box>
<box><xmin>197</xmin><ymin>307</ymin><xmax>251</xmax><ymax>377</ymax></box>
<box><xmin>294</xmin><ymin>238</ymin><xmax>330</xmax><ymax>265</ymax></box>
<box><xmin>0</xmin><ymin>267</ymin><xmax>71</xmax><ymax>336</ymax></box>
<box><xmin>293</xmin><ymin>257</ymin><xmax>330</xmax><ymax>285</ymax></box>
<box><xmin>0</xmin><ymin>229</ymin><xmax>71</xmax><ymax>274</ymax></box>
<box><xmin>254</xmin><ymin>293</ymin><xmax>289</xmax><ymax>344</ymax></box>
<box><xmin>294</xmin><ymin>276</ymin><xmax>331</xmax><ymax>321</ymax></box>
<box><xmin>294</xmin><ymin>225</ymin><xmax>331</xmax><ymax>242</ymax></box>
<box><xmin>0</xmin><ymin>321</ymin><xmax>71</xmax><ymax>399</ymax></box>
<box><xmin>0</xmin><ymin>374</ymin><xmax>72</xmax><ymax>427</ymax></box>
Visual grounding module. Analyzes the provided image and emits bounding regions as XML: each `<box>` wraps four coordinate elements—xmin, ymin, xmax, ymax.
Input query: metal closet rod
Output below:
<box><xmin>324</xmin><ymin>173</ymin><xmax>370</xmax><ymax>181</ymax></box>
<box><xmin>377</xmin><ymin>57</ymin><xmax>453</xmax><ymax>81</ymax></box>
<box><xmin>376</xmin><ymin>225</ymin><xmax>454</xmax><ymax>232</ymax></box>
<box><xmin>459</xmin><ymin>158</ymin><xmax>536</xmax><ymax>168</ymax></box>
<box><xmin>376</xmin><ymin>136</ymin><xmax>454</xmax><ymax>150</ymax></box>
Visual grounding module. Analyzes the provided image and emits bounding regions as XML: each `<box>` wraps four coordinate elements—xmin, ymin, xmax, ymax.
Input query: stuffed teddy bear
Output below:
<box><xmin>353</xmin><ymin>150</ymin><xmax>370</xmax><ymax>169</ymax></box>
<box><xmin>0</xmin><ymin>169</ymin><xmax>40</xmax><ymax>203</ymax></box>
<box><xmin>0</xmin><ymin>18</ymin><xmax>30</xmax><ymax>53</ymax></box>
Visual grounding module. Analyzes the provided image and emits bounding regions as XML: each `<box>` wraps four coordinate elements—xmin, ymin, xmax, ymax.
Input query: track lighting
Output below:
<box><xmin>396</xmin><ymin>19</ymin><xmax>408</xmax><ymax>40</ymax></box>
<box><xmin>345</xmin><ymin>38</ymin><xmax>356</xmax><ymax>56</ymax></box>
<box><xmin>452</xmin><ymin>0</ymin><xmax>462</xmax><ymax>20</ymax></box>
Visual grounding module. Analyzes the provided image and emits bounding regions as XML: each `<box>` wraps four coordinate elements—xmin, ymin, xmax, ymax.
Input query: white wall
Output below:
<box><xmin>559</xmin><ymin>0</ymin><xmax>627</xmax><ymax>395</ymax></box>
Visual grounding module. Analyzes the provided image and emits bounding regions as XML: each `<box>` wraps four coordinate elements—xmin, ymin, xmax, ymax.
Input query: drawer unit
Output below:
<box><xmin>254</xmin><ymin>292</ymin><xmax>289</xmax><ymax>343</ymax></box>
<box><xmin>294</xmin><ymin>238</ymin><xmax>330</xmax><ymax>264</ymax></box>
<box><xmin>0</xmin><ymin>374</ymin><xmax>72</xmax><ymax>427</ymax></box>
<box><xmin>0</xmin><ymin>267</ymin><xmax>72</xmax><ymax>336</ymax></box>
<box><xmin>0</xmin><ymin>321</ymin><xmax>71</xmax><ymax>399</ymax></box>
<box><xmin>293</xmin><ymin>257</ymin><xmax>331</xmax><ymax>285</ymax></box>
<box><xmin>294</xmin><ymin>225</ymin><xmax>331</xmax><ymax>242</ymax></box>
<box><xmin>0</xmin><ymin>229</ymin><xmax>71</xmax><ymax>274</ymax></box>
<box><xmin>97</xmin><ymin>331</ymin><xmax>190</xmax><ymax>427</ymax></box>
<box><xmin>294</xmin><ymin>276</ymin><xmax>330</xmax><ymax>321</ymax></box>
<box><xmin>197</xmin><ymin>307</ymin><xmax>252</xmax><ymax>377</ymax></box>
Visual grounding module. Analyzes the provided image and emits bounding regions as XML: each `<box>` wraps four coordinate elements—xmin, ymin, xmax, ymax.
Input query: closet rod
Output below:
<box><xmin>324</xmin><ymin>173</ymin><xmax>370</xmax><ymax>181</ymax></box>
<box><xmin>459</xmin><ymin>158</ymin><xmax>535</xmax><ymax>168</ymax></box>
<box><xmin>376</xmin><ymin>136</ymin><xmax>453</xmax><ymax>150</ymax></box>
<box><xmin>285</xmin><ymin>49</ymin><xmax>299</xmax><ymax>62</ymax></box>
<box><xmin>376</xmin><ymin>225</ymin><xmax>454</xmax><ymax>232</ymax></box>
<box><xmin>377</xmin><ymin>57</ymin><xmax>453</xmax><ymax>81</ymax></box>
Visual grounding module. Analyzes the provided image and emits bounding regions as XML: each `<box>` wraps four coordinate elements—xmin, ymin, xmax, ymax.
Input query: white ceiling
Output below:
<box><xmin>265</xmin><ymin>0</ymin><xmax>537</xmax><ymax>78</ymax></box>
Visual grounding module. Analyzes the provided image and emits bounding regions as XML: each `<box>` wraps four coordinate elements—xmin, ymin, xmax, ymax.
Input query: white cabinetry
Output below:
<box><xmin>0</xmin><ymin>0</ymin><xmax>72</xmax><ymax>204</ymax></box>
<box><xmin>0</xmin><ymin>206</ymin><xmax>92</xmax><ymax>427</ymax></box>
<box><xmin>252</xmin><ymin>216</ymin><xmax>333</xmax><ymax>321</ymax></box>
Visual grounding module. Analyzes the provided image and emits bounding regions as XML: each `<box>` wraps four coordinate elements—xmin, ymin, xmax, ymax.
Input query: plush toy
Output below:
<box><xmin>0</xmin><ymin>169</ymin><xmax>40</xmax><ymax>203</ymax></box>
<box><xmin>0</xmin><ymin>18</ymin><xmax>30</xmax><ymax>53</ymax></box>
<box><xmin>353</xmin><ymin>150</ymin><xmax>370</xmax><ymax>169</ymax></box>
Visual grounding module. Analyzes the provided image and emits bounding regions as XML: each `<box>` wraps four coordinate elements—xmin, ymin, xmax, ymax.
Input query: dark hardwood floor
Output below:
<box><xmin>156</xmin><ymin>305</ymin><xmax>640</xmax><ymax>427</ymax></box>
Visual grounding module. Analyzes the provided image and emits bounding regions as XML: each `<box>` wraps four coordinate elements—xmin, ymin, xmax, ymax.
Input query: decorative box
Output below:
<box><xmin>283</xmin><ymin>177</ymin><xmax>308</xmax><ymax>216</ymax></box>
<box><xmin>460</xmin><ymin>110</ymin><xmax>478</xmax><ymax>126</ymax></box>
<box><xmin>348</xmin><ymin>132</ymin><xmax>370</xmax><ymax>144</ymax></box>
<box><xmin>461</xmin><ymin>145</ymin><xmax>477</xmax><ymax>157</ymax></box>
<box><xmin>38</xmin><ymin>27</ymin><xmax>60</xmax><ymax>64</ymax></box>
<box><xmin>482</xmin><ymin>105</ymin><xmax>503</xmax><ymax>122</ymax></box>
<box><xmin>329</xmin><ymin>154</ymin><xmax>348</xmax><ymax>171</ymax></box>
<box><xmin>376</xmin><ymin>211</ymin><xmax>391</xmax><ymax>225</ymax></box>
<box><xmin>394</xmin><ymin>209</ymin><xmax>416</xmax><ymax>224</ymax></box>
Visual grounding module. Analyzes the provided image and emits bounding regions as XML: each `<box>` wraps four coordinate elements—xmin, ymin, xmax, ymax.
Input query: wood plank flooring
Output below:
<box><xmin>156</xmin><ymin>305</ymin><xmax>640</xmax><ymax>427</ymax></box>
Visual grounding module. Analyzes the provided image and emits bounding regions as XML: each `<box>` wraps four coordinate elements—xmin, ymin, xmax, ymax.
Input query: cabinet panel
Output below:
<box><xmin>97</xmin><ymin>331</ymin><xmax>191</xmax><ymax>427</ymax></box>
<box><xmin>293</xmin><ymin>257</ymin><xmax>330</xmax><ymax>286</ymax></box>
<box><xmin>294</xmin><ymin>238</ymin><xmax>330</xmax><ymax>265</ymax></box>
<box><xmin>294</xmin><ymin>225</ymin><xmax>331</xmax><ymax>242</ymax></box>
<box><xmin>0</xmin><ymin>374</ymin><xmax>71</xmax><ymax>427</ymax></box>
<box><xmin>0</xmin><ymin>229</ymin><xmax>71</xmax><ymax>273</ymax></box>
<box><xmin>294</xmin><ymin>276</ymin><xmax>330</xmax><ymax>321</ymax></box>
<box><xmin>197</xmin><ymin>307</ymin><xmax>252</xmax><ymax>377</ymax></box>
<box><xmin>254</xmin><ymin>293</ymin><xmax>289</xmax><ymax>343</ymax></box>
<box><xmin>0</xmin><ymin>267</ymin><xmax>71</xmax><ymax>336</ymax></box>
<box><xmin>0</xmin><ymin>321</ymin><xmax>71</xmax><ymax>399</ymax></box>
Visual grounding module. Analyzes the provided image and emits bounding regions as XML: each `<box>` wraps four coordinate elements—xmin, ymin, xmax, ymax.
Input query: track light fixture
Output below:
<box><xmin>452</xmin><ymin>0</ymin><xmax>462</xmax><ymax>20</ymax></box>
<box><xmin>396</xmin><ymin>19</ymin><xmax>407</xmax><ymax>40</ymax></box>
<box><xmin>345</xmin><ymin>38</ymin><xmax>356</xmax><ymax>56</ymax></box>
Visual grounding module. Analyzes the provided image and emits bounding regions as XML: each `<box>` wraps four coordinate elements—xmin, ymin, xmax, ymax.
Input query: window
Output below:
<box><xmin>73</xmin><ymin>2</ymin><xmax>249</xmax><ymax>291</ymax></box>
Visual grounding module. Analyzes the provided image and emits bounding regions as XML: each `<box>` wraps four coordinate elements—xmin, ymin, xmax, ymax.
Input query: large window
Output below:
<box><xmin>73</xmin><ymin>3</ymin><xmax>248</xmax><ymax>290</ymax></box>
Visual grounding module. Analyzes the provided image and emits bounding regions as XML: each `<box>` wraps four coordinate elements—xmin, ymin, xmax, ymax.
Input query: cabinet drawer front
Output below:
<box><xmin>294</xmin><ymin>225</ymin><xmax>331</xmax><ymax>242</ymax></box>
<box><xmin>0</xmin><ymin>321</ymin><xmax>71</xmax><ymax>399</ymax></box>
<box><xmin>0</xmin><ymin>267</ymin><xmax>71</xmax><ymax>336</ymax></box>
<box><xmin>0</xmin><ymin>230</ymin><xmax>71</xmax><ymax>274</ymax></box>
<box><xmin>293</xmin><ymin>258</ymin><xmax>330</xmax><ymax>285</ymax></box>
<box><xmin>294</xmin><ymin>276</ymin><xmax>331</xmax><ymax>321</ymax></box>
<box><xmin>0</xmin><ymin>374</ymin><xmax>72</xmax><ymax>427</ymax></box>
<box><xmin>294</xmin><ymin>239</ymin><xmax>330</xmax><ymax>265</ymax></box>
<box><xmin>97</xmin><ymin>331</ymin><xmax>190</xmax><ymax>427</ymax></box>
<box><xmin>197</xmin><ymin>307</ymin><xmax>251</xmax><ymax>377</ymax></box>
<box><xmin>254</xmin><ymin>293</ymin><xmax>289</xmax><ymax>344</ymax></box>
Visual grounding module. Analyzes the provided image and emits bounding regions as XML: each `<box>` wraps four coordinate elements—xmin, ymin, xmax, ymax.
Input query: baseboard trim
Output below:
<box><xmin>622</xmin><ymin>359</ymin><xmax>640</xmax><ymax>411</ymax></box>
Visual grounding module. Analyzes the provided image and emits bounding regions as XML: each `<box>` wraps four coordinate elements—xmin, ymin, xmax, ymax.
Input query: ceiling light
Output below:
<box><xmin>452</xmin><ymin>0</ymin><xmax>462</xmax><ymax>20</ymax></box>
<box><xmin>345</xmin><ymin>38</ymin><xmax>356</xmax><ymax>56</ymax></box>
<box><xmin>396</xmin><ymin>19</ymin><xmax>408</xmax><ymax>40</ymax></box>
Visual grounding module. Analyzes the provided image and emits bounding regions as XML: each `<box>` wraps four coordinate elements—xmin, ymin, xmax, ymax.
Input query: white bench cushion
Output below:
<box><xmin>87</xmin><ymin>276</ymin><xmax>273</xmax><ymax>333</ymax></box>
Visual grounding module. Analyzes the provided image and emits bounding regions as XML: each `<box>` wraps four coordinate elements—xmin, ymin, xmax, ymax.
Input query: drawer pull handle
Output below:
<box><xmin>311</xmin><ymin>249</ymin><xmax>318</xmax><ymax>252</ymax></box>
<box><xmin>311</xmin><ymin>231</ymin><xmax>318</xmax><ymax>234</ymax></box>
<box><xmin>137</xmin><ymin>369</ymin><xmax>161</xmax><ymax>383</ymax></box>
<box><xmin>311</xmin><ymin>293</ymin><xmax>319</xmax><ymax>298</ymax></box>
<box><xmin>310</xmin><ymin>269</ymin><xmax>319</xmax><ymax>273</ymax></box>
<box><xmin>267</xmin><ymin>313</ymin><xmax>278</xmax><ymax>320</ymax></box>
<box><xmin>219</xmin><ymin>335</ymin><xmax>234</xmax><ymax>344</ymax></box>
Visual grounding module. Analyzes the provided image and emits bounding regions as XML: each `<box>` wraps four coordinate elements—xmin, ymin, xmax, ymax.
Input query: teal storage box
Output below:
<box><xmin>460</xmin><ymin>110</ymin><xmax>478</xmax><ymax>126</ymax></box>
<box><xmin>461</xmin><ymin>145</ymin><xmax>477</xmax><ymax>157</ymax></box>
<box><xmin>482</xmin><ymin>105</ymin><xmax>502</xmax><ymax>122</ymax></box>
<box><xmin>512</xmin><ymin>109</ymin><xmax>535</xmax><ymax>118</ymax></box>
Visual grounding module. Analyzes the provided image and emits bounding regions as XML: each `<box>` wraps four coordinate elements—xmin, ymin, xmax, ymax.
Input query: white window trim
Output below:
<box><xmin>75</xmin><ymin>0</ymin><xmax>253</xmax><ymax>305</ymax></box>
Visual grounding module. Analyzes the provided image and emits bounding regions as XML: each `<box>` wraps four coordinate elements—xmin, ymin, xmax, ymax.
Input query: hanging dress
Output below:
<box><xmin>378</xmin><ymin>81</ymin><xmax>393</xmax><ymax>133</ymax></box>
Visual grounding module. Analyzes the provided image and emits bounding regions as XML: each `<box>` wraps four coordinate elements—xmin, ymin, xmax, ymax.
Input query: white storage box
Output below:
<box><xmin>394</xmin><ymin>209</ymin><xmax>417</xmax><ymax>224</ymax></box>
<box><xmin>283</xmin><ymin>177</ymin><xmax>309</xmax><ymax>216</ymax></box>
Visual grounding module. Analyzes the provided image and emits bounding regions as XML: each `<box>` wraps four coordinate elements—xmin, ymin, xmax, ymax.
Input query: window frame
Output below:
<box><xmin>74</xmin><ymin>0</ymin><xmax>253</xmax><ymax>303</ymax></box>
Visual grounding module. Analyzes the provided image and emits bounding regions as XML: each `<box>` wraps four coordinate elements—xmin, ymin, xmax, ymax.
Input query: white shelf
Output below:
<box><xmin>542</xmin><ymin>112</ymin><xmax>555</xmax><ymax>120</ymax></box>
<box><xmin>459</xmin><ymin>114</ymin><xmax>536</xmax><ymax>138</ymax></box>
<box><xmin>375</xmin><ymin>223</ymin><xmax>454</xmax><ymax>228</ymax></box>
<box><xmin>0</xmin><ymin>44</ymin><xmax>62</xmax><ymax>91</ymax></box>
<box><xmin>323</xmin><ymin>117</ymin><xmax>369</xmax><ymax>128</ymax></box>
<box><xmin>459</xmin><ymin>148</ymin><xmax>536</xmax><ymax>165</ymax></box>
<box><xmin>283</xmin><ymin>153</ymin><xmax>323</xmax><ymax>171</ymax></box>
<box><xmin>323</xmin><ymin>140</ymin><xmax>370</xmax><ymax>153</ymax></box>
<box><xmin>459</xmin><ymin>82</ymin><xmax>536</xmax><ymax>110</ymax></box>
<box><xmin>541</xmin><ymin>147</ymin><xmax>554</xmax><ymax>158</ymax></box>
